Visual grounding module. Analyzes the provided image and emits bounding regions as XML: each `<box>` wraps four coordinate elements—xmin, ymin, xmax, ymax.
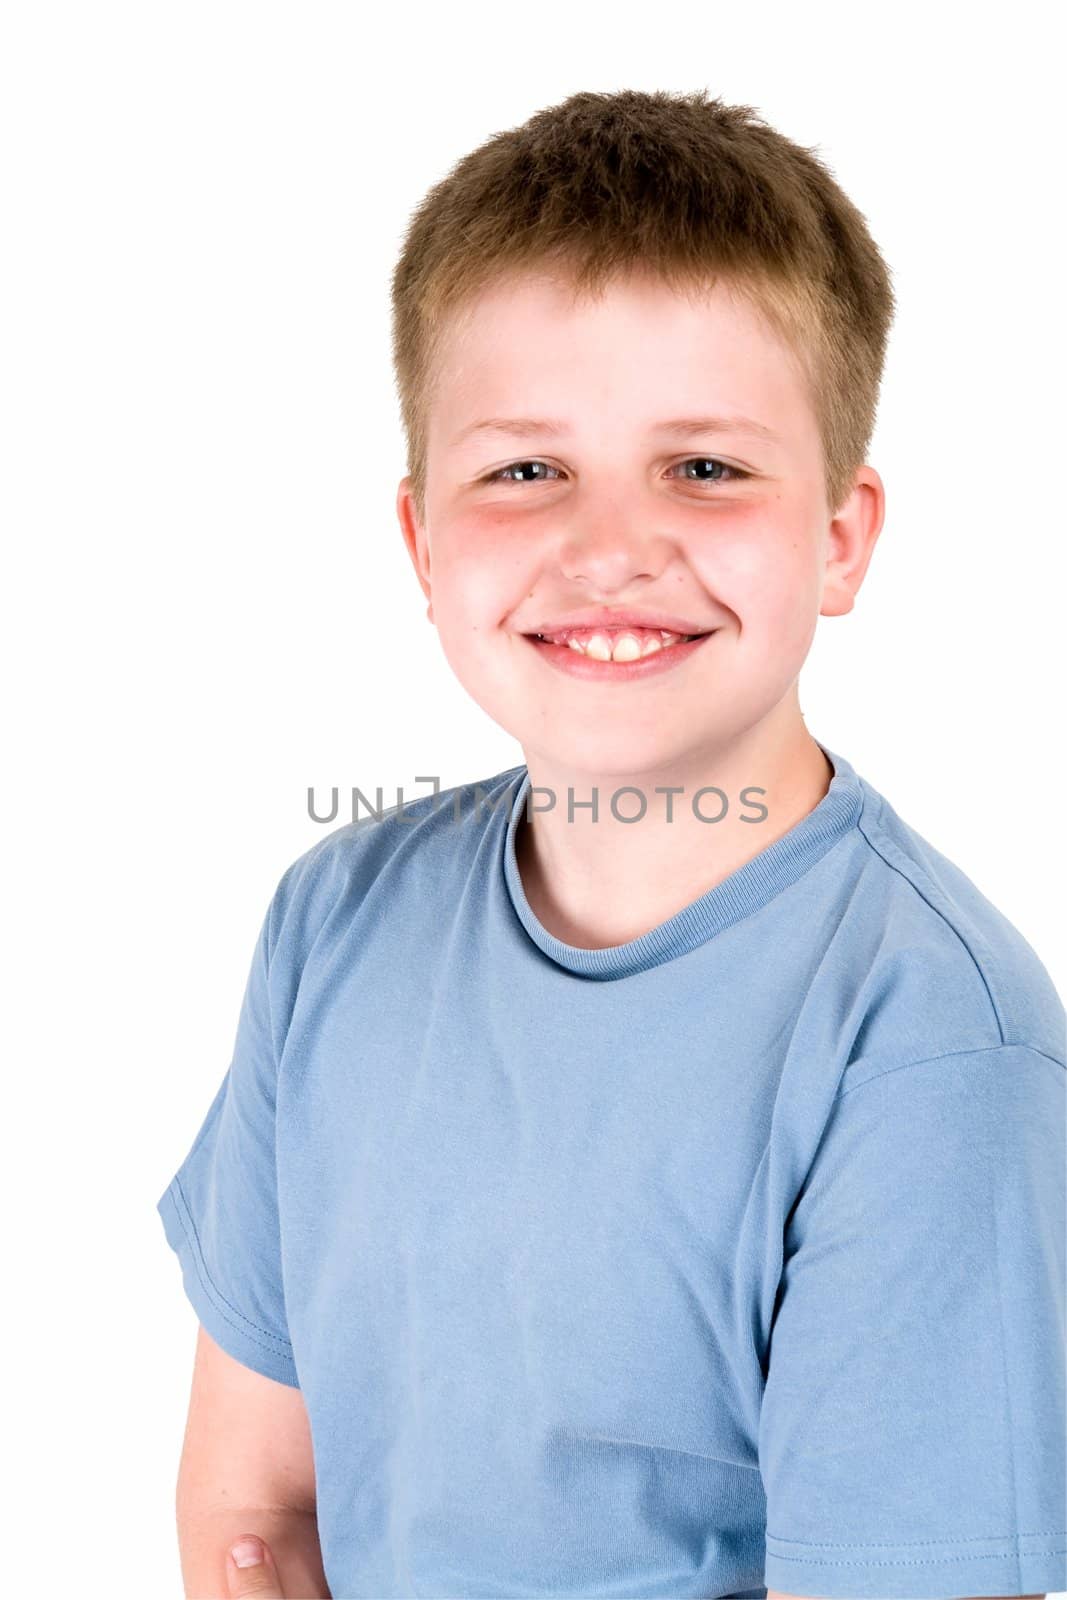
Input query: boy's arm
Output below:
<box><xmin>176</xmin><ymin>1505</ymin><xmax>330</xmax><ymax>1599</ymax></box>
<box><xmin>172</xmin><ymin>1326</ymin><xmax>329</xmax><ymax>1598</ymax></box>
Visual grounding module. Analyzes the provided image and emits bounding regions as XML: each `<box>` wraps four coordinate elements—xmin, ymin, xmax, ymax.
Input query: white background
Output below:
<box><xmin>2</xmin><ymin>4</ymin><xmax>1063</xmax><ymax>1596</ymax></box>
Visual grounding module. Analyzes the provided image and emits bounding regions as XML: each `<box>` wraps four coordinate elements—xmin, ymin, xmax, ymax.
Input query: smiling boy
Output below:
<box><xmin>398</xmin><ymin>266</ymin><xmax>872</xmax><ymax>956</ymax></box>
<box><xmin>158</xmin><ymin>90</ymin><xmax>1065</xmax><ymax>1600</ymax></box>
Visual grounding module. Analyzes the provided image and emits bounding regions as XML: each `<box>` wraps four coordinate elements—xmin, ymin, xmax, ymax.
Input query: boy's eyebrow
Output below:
<box><xmin>450</xmin><ymin>414</ymin><xmax>782</xmax><ymax>447</ymax></box>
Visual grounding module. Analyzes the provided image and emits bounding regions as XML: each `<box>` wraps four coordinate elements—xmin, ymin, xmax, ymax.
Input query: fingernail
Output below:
<box><xmin>230</xmin><ymin>1538</ymin><xmax>264</xmax><ymax>1569</ymax></box>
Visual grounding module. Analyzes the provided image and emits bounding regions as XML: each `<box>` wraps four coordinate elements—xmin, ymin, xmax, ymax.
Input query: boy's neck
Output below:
<box><xmin>513</xmin><ymin>711</ymin><xmax>834</xmax><ymax>952</ymax></box>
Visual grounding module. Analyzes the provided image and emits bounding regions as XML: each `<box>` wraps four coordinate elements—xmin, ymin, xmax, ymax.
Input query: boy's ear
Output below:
<box><xmin>396</xmin><ymin>476</ymin><xmax>434</xmax><ymax>622</ymax></box>
<box><xmin>820</xmin><ymin>466</ymin><xmax>886</xmax><ymax>618</ymax></box>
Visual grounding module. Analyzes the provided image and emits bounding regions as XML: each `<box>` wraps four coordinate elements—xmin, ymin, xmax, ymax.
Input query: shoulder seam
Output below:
<box><xmin>838</xmin><ymin>1041</ymin><xmax>1067</xmax><ymax>1099</ymax></box>
<box><xmin>265</xmin><ymin>767</ymin><xmax>522</xmax><ymax>962</ymax></box>
<box><xmin>854</xmin><ymin>786</ymin><xmax>1006</xmax><ymax>1047</ymax></box>
<box><xmin>266</xmin><ymin>829</ymin><xmax>343</xmax><ymax>960</ymax></box>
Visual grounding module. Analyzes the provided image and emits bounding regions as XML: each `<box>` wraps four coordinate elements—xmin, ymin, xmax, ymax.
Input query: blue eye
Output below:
<box><xmin>666</xmin><ymin>457</ymin><xmax>748</xmax><ymax>485</ymax></box>
<box><xmin>484</xmin><ymin>460</ymin><xmax>564</xmax><ymax>484</ymax></box>
<box><xmin>481</xmin><ymin>457</ymin><xmax>749</xmax><ymax>486</ymax></box>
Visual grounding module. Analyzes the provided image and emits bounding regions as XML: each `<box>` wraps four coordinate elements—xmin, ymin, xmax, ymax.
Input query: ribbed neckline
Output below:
<box><xmin>502</xmin><ymin>741</ymin><xmax>865</xmax><ymax>979</ymax></box>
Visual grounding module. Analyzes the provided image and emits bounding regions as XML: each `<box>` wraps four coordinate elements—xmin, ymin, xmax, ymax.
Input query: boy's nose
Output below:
<box><xmin>554</xmin><ymin>514</ymin><xmax>677</xmax><ymax>589</ymax></box>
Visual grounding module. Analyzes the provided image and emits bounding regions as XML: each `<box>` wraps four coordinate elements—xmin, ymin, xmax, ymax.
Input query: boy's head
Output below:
<box><xmin>391</xmin><ymin>89</ymin><xmax>892</xmax><ymax>783</ymax></box>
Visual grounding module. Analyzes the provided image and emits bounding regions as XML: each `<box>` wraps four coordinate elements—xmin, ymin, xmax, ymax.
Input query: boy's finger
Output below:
<box><xmin>226</xmin><ymin>1535</ymin><xmax>286</xmax><ymax>1597</ymax></box>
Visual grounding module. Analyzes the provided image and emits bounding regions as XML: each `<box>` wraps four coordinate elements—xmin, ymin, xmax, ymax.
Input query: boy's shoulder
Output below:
<box><xmin>840</xmin><ymin>772</ymin><xmax>1065</xmax><ymax>1079</ymax></box>
<box><xmin>262</xmin><ymin>761</ymin><xmax>524</xmax><ymax>957</ymax></box>
<box><xmin>251</xmin><ymin>751</ymin><xmax>1064</xmax><ymax>1078</ymax></box>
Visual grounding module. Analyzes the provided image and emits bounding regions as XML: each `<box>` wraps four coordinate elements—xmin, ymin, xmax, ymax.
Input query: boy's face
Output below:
<box><xmin>398</xmin><ymin>268</ymin><xmax>882</xmax><ymax>782</ymax></box>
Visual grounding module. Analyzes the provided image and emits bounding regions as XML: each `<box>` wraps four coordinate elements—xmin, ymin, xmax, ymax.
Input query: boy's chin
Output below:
<box><xmin>515</xmin><ymin>727</ymin><xmax>723</xmax><ymax>785</ymax></box>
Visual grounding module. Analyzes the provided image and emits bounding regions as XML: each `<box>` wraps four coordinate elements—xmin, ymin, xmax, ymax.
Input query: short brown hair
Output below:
<box><xmin>390</xmin><ymin>87</ymin><xmax>896</xmax><ymax>521</ymax></box>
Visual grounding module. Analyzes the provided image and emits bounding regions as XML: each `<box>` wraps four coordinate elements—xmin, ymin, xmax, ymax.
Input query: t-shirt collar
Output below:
<box><xmin>502</xmin><ymin>741</ymin><xmax>865</xmax><ymax>978</ymax></box>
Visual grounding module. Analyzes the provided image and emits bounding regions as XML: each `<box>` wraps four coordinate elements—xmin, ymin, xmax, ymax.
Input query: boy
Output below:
<box><xmin>157</xmin><ymin>88</ymin><xmax>1066</xmax><ymax>1600</ymax></box>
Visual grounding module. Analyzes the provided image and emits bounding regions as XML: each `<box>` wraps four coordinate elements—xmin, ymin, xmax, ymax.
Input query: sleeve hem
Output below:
<box><xmin>156</xmin><ymin>1178</ymin><xmax>300</xmax><ymax>1389</ymax></box>
<box><xmin>764</xmin><ymin>1529</ymin><xmax>1067</xmax><ymax>1599</ymax></box>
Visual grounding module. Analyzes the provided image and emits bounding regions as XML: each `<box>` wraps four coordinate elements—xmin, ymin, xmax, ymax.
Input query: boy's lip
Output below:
<box><xmin>518</xmin><ymin>605</ymin><xmax>715</xmax><ymax>637</ymax></box>
<box><xmin>522</xmin><ymin>629</ymin><xmax>716</xmax><ymax>681</ymax></box>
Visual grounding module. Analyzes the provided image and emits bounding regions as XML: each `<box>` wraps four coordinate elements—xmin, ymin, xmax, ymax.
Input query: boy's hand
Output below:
<box><xmin>226</xmin><ymin>1535</ymin><xmax>285</xmax><ymax>1597</ymax></box>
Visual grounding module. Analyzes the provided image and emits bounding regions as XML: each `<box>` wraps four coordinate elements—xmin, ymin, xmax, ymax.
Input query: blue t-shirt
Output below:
<box><xmin>156</xmin><ymin>742</ymin><xmax>1066</xmax><ymax>1600</ymax></box>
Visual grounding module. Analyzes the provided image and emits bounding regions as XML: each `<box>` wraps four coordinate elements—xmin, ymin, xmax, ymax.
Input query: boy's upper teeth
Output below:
<box><xmin>538</xmin><ymin>626</ymin><xmax>692</xmax><ymax>661</ymax></box>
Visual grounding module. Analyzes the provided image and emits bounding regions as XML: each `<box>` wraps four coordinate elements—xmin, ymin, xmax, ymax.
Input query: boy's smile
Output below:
<box><xmin>397</xmin><ymin>264</ymin><xmax>883</xmax><ymax>796</ymax></box>
<box><xmin>522</xmin><ymin>616</ymin><xmax>717</xmax><ymax>680</ymax></box>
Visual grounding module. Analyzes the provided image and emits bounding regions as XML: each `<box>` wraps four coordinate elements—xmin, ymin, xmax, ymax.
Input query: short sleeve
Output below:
<box><xmin>760</xmin><ymin>1043</ymin><xmax>1066</xmax><ymax>1599</ymax></box>
<box><xmin>155</xmin><ymin>887</ymin><xmax>299</xmax><ymax>1387</ymax></box>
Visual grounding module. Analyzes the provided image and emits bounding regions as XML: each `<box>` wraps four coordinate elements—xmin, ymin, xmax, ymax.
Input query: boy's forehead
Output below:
<box><xmin>429</xmin><ymin>269</ymin><xmax>808</xmax><ymax>450</ymax></box>
<box><xmin>440</xmin><ymin>267</ymin><xmax>759</xmax><ymax>354</ymax></box>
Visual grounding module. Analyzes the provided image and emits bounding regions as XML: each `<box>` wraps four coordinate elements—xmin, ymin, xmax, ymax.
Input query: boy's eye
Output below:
<box><xmin>484</xmin><ymin>460</ymin><xmax>564</xmax><ymax>485</ymax></box>
<box><xmin>666</xmin><ymin>457</ymin><xmax>749</xmax><ymax>485</ymax></box>
<box><xmin>481</xmin><ymin>457</ymin><xmax>749</xmax><ymax>487</ymax></box>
